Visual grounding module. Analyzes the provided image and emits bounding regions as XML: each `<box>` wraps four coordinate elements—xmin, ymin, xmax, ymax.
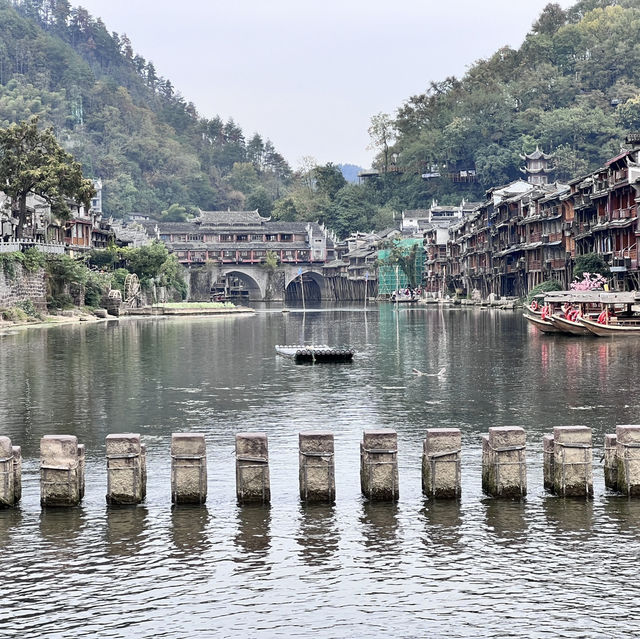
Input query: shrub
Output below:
<box><xmin>526</xmin><ymin>279</ymin><xmax>563</xmax><ymax>303</ymax></box>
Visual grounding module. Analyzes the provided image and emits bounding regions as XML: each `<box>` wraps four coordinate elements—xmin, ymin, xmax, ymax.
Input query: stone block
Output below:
<box><xmin>360</xmin><ymin>429</ymin><xmax>398</xmax><ymax>501</ymax></box>
<box><xmin>12</xmin><ymin>445</ymin><xmax>21</xmax><ymax>504</ymax></box>
<box><xmin>236</xmin><ymin>432</ymin><xmax>270</xmax><ymax>504</ymax></box>
<box><xmin>106</xmin><ymin>434</ymin><xmax>145</xmax><ymax>505</ymax></box>
<box><xmin>40</xmin><ymin>435</ymin><xmax>82</xmax><ymax>507</ymax></box>
<box><xmin>0</xmin><ymin>437</ymin><xmax>15</xmax><ymax>508</ymax></box>
<box><xmin>482</xmin><ymin>427</ymin><xmax>526</xmax><ymax>498</ymax></box>
<box><xmin>553</xmin><ymin>426</ymin><xmax>592</xmax><ymax>497</ymax></box>
<box><xmin>171</xmin><ymin>433</ymin><xmax>207</xmax><ymax>504</ymax></box>
<box><xmin>616</xmin><ymin>425</ymin><xmax>640</xmax><ymax>496</ymax></box>
<box><xmin>604</xmin><ymin>434</ymin><xmax>618</xmax><ymax>491</ymax></box>
<box><xmin>543</xmin><ymin>434</ymin><xmax>555</xmax><ymax>491</ymax></box>
<box><xmin>422</xmin><ymin>428</ymin><xmax>461</xmax><ymax>499</ymax></box>
<box><xmin>299</xmin><ymin>431</ymin><xmax>335</xmax><ymax>502</ymax></box>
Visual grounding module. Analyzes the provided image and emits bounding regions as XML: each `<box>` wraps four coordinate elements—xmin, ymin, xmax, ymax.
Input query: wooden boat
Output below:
<box><xmin>390</xmin><ymin>290</ymin><xmax>418</xmax><ymax>303</ymax></box>
<box><xmin>523</xmin><ymin>311</ymin><xmax>564</xmax><ymax>333</ymax></box>
<box><xmin>550</xmin><ymin>314</ymin><xmax>591</xmax><ymax>336</ymax></box>
<box><xmin>579</xmin><ymin>314</ymin><xmax>640</xmax><ymax>337</ymax></box>
<box><xmin>275</xmin><ymin>344</ymin><xmax>355</xmax><ymax>363</ymax></box>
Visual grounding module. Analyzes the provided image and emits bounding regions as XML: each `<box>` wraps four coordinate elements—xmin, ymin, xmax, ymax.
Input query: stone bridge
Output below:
<box><xmin>186</xmin><ymin>262</ymin><xmax>328</xmax><ymax>302</ymax></box>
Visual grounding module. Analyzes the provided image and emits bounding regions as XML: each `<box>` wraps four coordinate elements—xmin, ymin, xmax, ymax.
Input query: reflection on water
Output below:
<box><xmin>170</xmin><ymin>504</ymin><xmax>210</xmax><ymax>553</ymax></box>
<box><xmin>296</xmin><ymin>503</ymin><xmax>338</xmax><ymax>566</ymax></box>
<box><xmin>105</xmin><ymin>506</ymin><xmax>149</xmax><ymax>556</ymax></box>
<box><xmin>2</xmin><ymin>307</ymin><xmax>640</xmax><ymax>637</ymax></box>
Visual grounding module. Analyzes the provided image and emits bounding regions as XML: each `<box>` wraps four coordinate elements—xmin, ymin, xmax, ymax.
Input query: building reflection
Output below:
<box><xmin>105</xmin><ymin>505</ymin><xmax>149</xmax><ymax>556</ymax></box>
<box><xmin>599</xmin><ymin>496</ymin><xmax>640</xmax><ymax>535</ymax></box>
<box><xmin>296</xmin><ymin>503</ymin><xmax>338</xmax><ymax>566</ymax></box>
<box><xmin>171</xmin><ymin>505</ymin><xmax>210</xmax><ymax>554</ymax></box>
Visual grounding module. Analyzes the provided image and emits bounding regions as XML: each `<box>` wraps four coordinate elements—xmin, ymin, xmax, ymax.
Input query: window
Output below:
<box><xmin>236</xmin><ymin>234</ymin><xmax>248</xmax><ymax>242</ymax></box>
<box><xmin>220</xmin><ymin>234</ymin><xmax>233</xmax><ymax>242</ymax></box>
<box><xmin>280</xmin><ymin>234</ymin><xmax>292</xmax><ymax>242</ymax></box>
<box><xmin>266</xmin><ymin>234</ymin><xmax>277</xmax><ymax>242</ymax></box>
<box><xmin>252</xmin><ymin>234</ymin><xmax>264</xmax><ymax>241</ymax></box>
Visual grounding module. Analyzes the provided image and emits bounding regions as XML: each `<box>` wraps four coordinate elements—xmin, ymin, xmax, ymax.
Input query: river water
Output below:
<box><xmin>1</xmin><ymin>304</ymin><xmax>640</xmax><ymax>638</ymax></box>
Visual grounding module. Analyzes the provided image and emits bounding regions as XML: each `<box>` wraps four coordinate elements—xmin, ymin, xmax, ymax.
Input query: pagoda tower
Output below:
<box><xmin>520</xmin><ymin>147</ymin><xmax>554</xmax><ymax>185</ymax></box>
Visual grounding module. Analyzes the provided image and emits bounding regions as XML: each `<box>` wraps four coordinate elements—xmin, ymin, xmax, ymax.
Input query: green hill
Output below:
<box><xmin>0</xmin><ymin>0</ymin><xmax>291</xmax><ymax>217</ymax></box>
<box><xmin>381</xmin><ymin>0</ymin><xmax>640</xmax><ymax>205</ymax></box>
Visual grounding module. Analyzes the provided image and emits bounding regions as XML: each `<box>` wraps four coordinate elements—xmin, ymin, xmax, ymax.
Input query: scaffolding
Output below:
<box><xmin>377</xmin><ymin>239</ymin><xmax>425</xmax><ymax>296</ymax></box>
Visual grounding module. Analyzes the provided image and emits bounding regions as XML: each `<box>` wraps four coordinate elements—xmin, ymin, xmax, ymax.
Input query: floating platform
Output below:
<box><xmin>275</xmin><ymin>345</ymin><xmax>355</xmax><ymax>363</ymax></box>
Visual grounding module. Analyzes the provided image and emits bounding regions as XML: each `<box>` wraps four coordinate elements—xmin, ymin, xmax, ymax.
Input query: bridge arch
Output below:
<box><xmin>284</xmin><ymin>269</ymin><xmax>325</xmax><ymax>302</ymax></box>
<box><xmin>215</xmin><ymin>268</ymin><xmax>265</xmax><ymax>301</ymax></box>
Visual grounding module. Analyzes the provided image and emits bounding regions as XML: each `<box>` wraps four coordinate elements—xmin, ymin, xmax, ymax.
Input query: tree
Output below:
<box><xmin>368</xmin><ymin>112</ymin><xmax>396</xmax><ymax>174</ymax></box>
<box><xmin>573</xmin><ymin>253</ymin><xmax>611</xmax><ymax>279</ymax></box>
<box><xmin>0</xmin><ymin>117</ymin><xmax>95</xmax><ymax>238</ymax></box>
<box><xmin>313</xmin><ymin>163</ymin><xmax>347</xmax><ymax>200</ymax></box>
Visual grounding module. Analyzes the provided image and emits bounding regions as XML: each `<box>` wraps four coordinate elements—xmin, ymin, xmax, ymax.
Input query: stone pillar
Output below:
<box><xmin>140</xmin><ymin>443</ymin><xmax>147</xmax><ymax>499</ymax></box>
<box><xmin>12</xmin><ymin>446</ymin><xmax>21</xmax><ymax>504</ymax></box>
<box><xmin>77</xmin><ymin>443</ymin><xmax>86</xmax><ymax>500</ymax></box>
<box><xmin>616</xmin><ymin>425</ymin><xmax>640</xmax><ymax>496</ymax></box>
<box><xmin>360</xmin><ymin>429</ymin><xmax>399</xmax><ymax>501</ymax></box>
<box><xmin>0</xmin><ymin>437</ymin><xmax>15</xmax><ymax>507</ymax></box>
<box><xmin>543</xmin><ymin>434</ymin><xmax>555</xmax><ymax>491</ymax></box>
<box><xmin>422</xmin><ymin>428</ymin><xmax>461</xmax><ymax>499</ymax></box>
<box><xmin>235</xmin><ymin>433</ymin><xmax>270</xmax><ymax>504</ymax></box>
<box><xmin>106</xmin><ymin>434</ymin><xmax>145</xmax><ymax>505</ymax></box>
<box><xmin>40</xmin><ymin>435</ymin><xmax>82</xmax><ymax>507</ymax></box>
<box><xmin>299</xmin><ymin>431</ymin><xmax>335</xmax><ymax>502</ymax></box>
<box><xmin>553</xmin><ymin>426</ymin><xmax>592</xmax><ymax>497</ymax></box>
<box><xmin>604</xmin><ymin>434</ymin><xmax>618</xmax><ymax>491</ymax></box>
<box><xmin>481</xmin><ymin>426</ymin><xmax>526</xmax><ymax>497</ymax></box>
<box><xmin>171</xmin><ymin>433</ymin><xmax>207</xmax><ymax>504</ymax></box>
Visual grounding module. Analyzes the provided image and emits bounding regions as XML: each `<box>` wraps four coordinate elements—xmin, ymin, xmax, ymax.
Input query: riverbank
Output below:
<box><xmin>0</xmin><ymin>302</ymin><xmax>255</xmax><ymax>333</ymax></box>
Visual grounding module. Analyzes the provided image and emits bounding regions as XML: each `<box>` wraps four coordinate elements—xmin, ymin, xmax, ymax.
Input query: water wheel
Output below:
<box><xmin>124</xmin><ymin>273</ymin><xmax>141</xmax><ymax>307</ymax></box>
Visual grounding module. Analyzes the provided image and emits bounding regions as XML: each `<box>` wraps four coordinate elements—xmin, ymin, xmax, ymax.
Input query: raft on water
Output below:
<box><xmin>275</xmin><ymin>344</ymin><xmax>355</xmax><ymax>363</ymax></box>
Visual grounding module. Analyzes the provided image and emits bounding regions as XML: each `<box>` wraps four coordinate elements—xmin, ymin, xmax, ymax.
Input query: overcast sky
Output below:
<box><xmin>75</xmin><ymin>1</ymin><xmax>576</xmax><ymax>169</ymax></box>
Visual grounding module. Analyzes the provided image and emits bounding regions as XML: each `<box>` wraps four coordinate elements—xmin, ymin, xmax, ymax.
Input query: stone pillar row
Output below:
<box><xmin>2</xmin><ymin>426</ymin><xmax>639</xmax><ymax>509</ymax></box>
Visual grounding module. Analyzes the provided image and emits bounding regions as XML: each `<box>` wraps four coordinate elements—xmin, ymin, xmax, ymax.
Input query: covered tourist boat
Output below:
<box><xmin>275</xmin><ymin>345</ymin><xmax>355</xmax><ymax>363</ymax></box>
<box><xmin>578</xmin><ymin>292</ymin><xmax>640</xmax><ymax>336</ymax></box>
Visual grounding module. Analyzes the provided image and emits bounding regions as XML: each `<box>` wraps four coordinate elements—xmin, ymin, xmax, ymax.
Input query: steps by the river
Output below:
<box><xmin>4</xmin><ymin>425</ymin><xmax>639</xmax><ymax>510</ymax></box>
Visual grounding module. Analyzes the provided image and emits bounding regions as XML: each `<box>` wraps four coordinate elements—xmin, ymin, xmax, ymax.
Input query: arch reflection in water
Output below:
<box><xmin>170</xmin><ymin>504</ymin><xmax>210</xmax><ymax>553</ymax></box>
<box><xmin>483</xmin><ymin>498</ymin><xmax>528</xmax><ymax>541</ymax></box>
<box><xmin>105</xmin><ymin>506</ymin><xmax>149</xmax><ymax>557</ymax></box>
<box><xmin>234</xmin><ymin>504</ymin><xmax>272</xmax><ymax>571</ymax></box>
<box><xmin>296</xmin><ymin>503</ymin><xmax>338</xmax><ymax>566</ymax></box>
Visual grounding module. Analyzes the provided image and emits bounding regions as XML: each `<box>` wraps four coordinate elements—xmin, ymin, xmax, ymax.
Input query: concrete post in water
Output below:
<box><xmin>77</xmin><ymin>443</ymin><xmax>86</xmax><ymax>500</ymax></box>
<box><xmin>422</xmin><ymin>428</ymin><xmax>461</xmax><ymax>499</ymax></box>
<box><xmin>543</xmin><ymin>434</ymin><xmax>555</xmax><ymax>491</ymax></box>
<box><xmin>171</xmin><ymin>433</ymin><xmax>207</xmax><ymax>505</ymax></box>
<box><xmin>299</xmin><ymin>431</ymin><xmax>335</xmax><ymax>502</ymax></box>
<box><xmin>553</xmin><ymin>426</ymin><xmax>592</xmax><ymax>497</ymax></box>
<box><xmin>106</xmin><ymin>434</ymin><xmax>145</xmax><ymax>505</ymax></box>
<box><xmin>481</xmin><ymin>427</ymin><xmax>526</xmax><ymax>497</ymax></box>
<box><xmin>0</xmin><ymin>437</ymin><xmax>15</xmax><ymax>507</ymax></box>
<box><xmin>360</xmin><ymin>429</ymin><xmax>399</xmax><ymax>501</ymax></box>
<box><xmin>604</xmin><ymin>434</ymin><xmax>618</xmax><ymax>491</ymax></box>
<box><xmin>140</xmin><ymin>443</ymin><xmax>147</xmax><ymax>499</ymax></box>
<box><xmin>40</xmin><ymin>435</ymin><xmax>82</xmax><ymax>507</ymax></box>
<box><xmin>235</xmin><ymin>433</ymin><xmax>270</xmax><ymax>504</ymax></box>
<box><xmin>12</xmin><ymin>446</ymin><xmax>21</xmax><ymax>504</ymax></box>
<box><xmin>616</xmin><ymin>425</ymin><xmax>640</xmax><ymax>496</ymax></box>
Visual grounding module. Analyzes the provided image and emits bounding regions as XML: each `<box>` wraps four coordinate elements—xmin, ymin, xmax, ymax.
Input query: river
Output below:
<box><xmin>1</xmin><ymin>304</ymin><xmax>640</xmax><ymax>638</ymax></box>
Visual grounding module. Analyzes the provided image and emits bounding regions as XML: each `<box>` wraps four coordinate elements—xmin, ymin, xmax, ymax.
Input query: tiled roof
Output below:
<box><xmin>197</xmin><ymin>210</ymin><xmax>268</xmax><ymax>225</ymax></box>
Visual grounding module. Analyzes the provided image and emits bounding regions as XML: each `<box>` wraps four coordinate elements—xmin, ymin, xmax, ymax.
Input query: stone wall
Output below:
<box><xmin>0</xmin><ymin>263</ymin><xmax>47</xmax><ymax>310</ymax></box>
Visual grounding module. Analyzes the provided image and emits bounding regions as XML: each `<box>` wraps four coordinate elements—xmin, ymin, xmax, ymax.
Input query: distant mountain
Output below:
<box><xmin>338</xmin><ymin>163</ymin><xmax>364</xmax><ymax>183</ymax></box>
<box><xmin>0</xmin><ymin>0</ymin><xmax>291</xmax><ymax>216</ymax></box>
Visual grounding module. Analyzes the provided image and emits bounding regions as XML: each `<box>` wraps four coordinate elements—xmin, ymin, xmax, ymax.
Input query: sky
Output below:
<box><xmin>74</xmin><ymin>1</ymin><xmax>576</xmax><ymax>169</ymax></box>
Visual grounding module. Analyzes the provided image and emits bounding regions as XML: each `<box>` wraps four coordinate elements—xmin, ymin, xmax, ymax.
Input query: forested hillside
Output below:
<box><xmin>382</xmin><ymin>0</ymin><xmax>640</xmax><ymax>205</ymax></box>
<box><xmin>2</xmin><ymin>0</ymin><xmax>640</xmax><ymax>237</ymax></box>
<box><xmin>0</xmin><ymin>0</ymin><xmax>291</xmax><ymax>217</ymax></box>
